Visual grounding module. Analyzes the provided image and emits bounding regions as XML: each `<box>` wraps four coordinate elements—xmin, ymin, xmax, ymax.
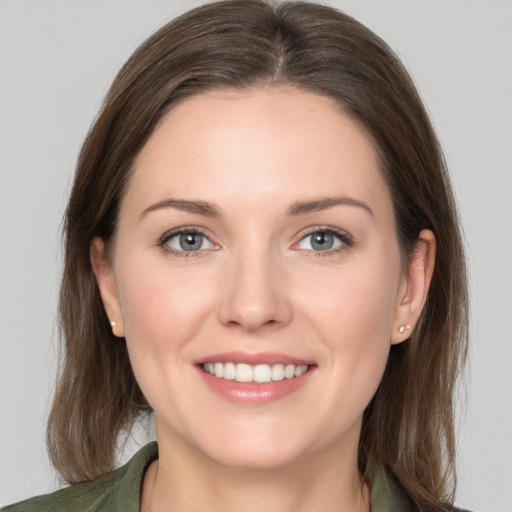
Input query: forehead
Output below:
<box><xmin>124</xmin><ymin>86</ymin><xmax>392</xmax><ymax>220</ymax></box>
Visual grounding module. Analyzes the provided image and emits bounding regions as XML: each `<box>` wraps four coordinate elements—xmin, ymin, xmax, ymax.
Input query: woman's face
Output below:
<box><xmin>94</xmin><ymin>86</ymin><xmax>425</xmax><ymax>469</ymax></box>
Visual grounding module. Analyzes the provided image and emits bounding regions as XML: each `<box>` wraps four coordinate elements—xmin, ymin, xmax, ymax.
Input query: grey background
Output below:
<box><xmin>1</xmin><ymin>0</ymin><xmax>511</xmax><ymax>509</ymax></box>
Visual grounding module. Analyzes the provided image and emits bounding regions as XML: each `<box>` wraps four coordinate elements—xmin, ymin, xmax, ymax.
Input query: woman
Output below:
<box><xmin>2</xmin><ymin>0</ymin><xmax>468</xmax><ymax>511</ymax></box>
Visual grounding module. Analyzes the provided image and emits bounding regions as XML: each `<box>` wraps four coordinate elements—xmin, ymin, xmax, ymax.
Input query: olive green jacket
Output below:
<box><xmin>2</xmin><ymin>442</ymin><xmax>409</xmax><ymax>511</ymax></box>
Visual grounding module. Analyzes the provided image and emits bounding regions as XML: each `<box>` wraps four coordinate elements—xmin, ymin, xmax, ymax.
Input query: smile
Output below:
<box><xmin>202</xmin><ymin>362</ymin><xmax>309</xmax><ymax>383</ymax></box>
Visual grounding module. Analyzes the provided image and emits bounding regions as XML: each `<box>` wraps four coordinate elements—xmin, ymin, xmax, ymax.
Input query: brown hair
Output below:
<box><xmin>48</xmin><ymin>1</ymin><xmax>468</xmax><ymax>509</ymax></box>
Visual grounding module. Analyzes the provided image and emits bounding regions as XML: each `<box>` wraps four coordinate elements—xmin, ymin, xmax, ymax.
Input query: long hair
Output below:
<box><xmin>47</xmin><ymin>1</ymin><xmax>468</xmax><ymax>509</ymax></box>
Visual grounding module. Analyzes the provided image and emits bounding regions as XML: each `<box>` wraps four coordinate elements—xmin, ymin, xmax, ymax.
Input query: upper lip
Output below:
<box><xmin>195</xmin><ymin>352</ymin><xmax>315</xmax><ymax>366</ymax></box>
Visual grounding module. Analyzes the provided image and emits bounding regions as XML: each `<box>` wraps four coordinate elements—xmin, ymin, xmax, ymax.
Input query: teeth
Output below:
<box><xmin>254</xmin><ymin>364</ymin><xmax>271</xmax><ymax>383</ymax></box>
<box><xmin>236</xmin><ymin>363</ymin><xmax>253</xmax><ymax>382</ymax></box>
<box><xmin>284</xmin><ymin>364</ymin><xmax>295</xmax><ymax>379</ymax></box>
<box><xmin>295</xmin><ymin>365</ymin><xmax>307</xmax><ymax>377</ymax></box>
<box><xmin>223</xmin><ymin>362</ymin><xmax>235</xmax><ymax>380</ymax></box>
<box><xmin>271</xmin><ymin>364</ymin><xmax>285</xmax><ymax>381</ymax></box>
<box><xmin>202</xmin><ymin>362</ymin><xmax>309</xmax><ymax>383</ymax></box>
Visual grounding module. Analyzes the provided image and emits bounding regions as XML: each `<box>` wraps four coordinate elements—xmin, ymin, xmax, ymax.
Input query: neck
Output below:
<box><xmin>143</xmin><ymin>424</ymin><xmax>370</xmax><ymax>512</ymax></box>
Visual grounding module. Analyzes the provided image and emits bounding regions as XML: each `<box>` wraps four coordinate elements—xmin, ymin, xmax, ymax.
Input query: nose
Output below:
<box><xmin>218</xmin><ymin>248</ymin><xmax>292</xmax><ymax>332</ymax></box>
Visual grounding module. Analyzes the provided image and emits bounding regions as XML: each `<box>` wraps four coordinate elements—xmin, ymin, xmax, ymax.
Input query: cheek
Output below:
<box><xmin>305</xmin><ymin>261</ymin><xmax>400</xmax><ymax>344</ymax></box>
<box><xmin>114</xmin><ymin>260</ymin><xmax>222</xmax><ymax>428</ymax></box>
<box><xmin>302</xmin><ymin>259</ymin><xmax>401</xmax><ymax>401</ymax></box>
<box><xmin>116</xmin><ymin>261</ymin><xmax>216</xmax><ymax>371</ymax></box>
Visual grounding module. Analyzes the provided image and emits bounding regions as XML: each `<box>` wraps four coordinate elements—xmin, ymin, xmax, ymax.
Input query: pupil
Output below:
<box><xmin>179</xmin><ymin>233</ymin><xmax>202</xmax><ymax>251</ymax></box>
<box><xmin>312</xmin><ymin>232</ymin><xmax>333</xmax><ymax>250</ymax></box>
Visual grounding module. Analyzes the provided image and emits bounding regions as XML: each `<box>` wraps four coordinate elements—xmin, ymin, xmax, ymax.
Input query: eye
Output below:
<box><xmin>295</xmin><ymin>229</ymin><xmax>351</xmax><ymax>252</ymax></box>
<box><xmin>161</xmin><ymin>229</ymin><xmax>217</xmax><ymax>254</ymax></box>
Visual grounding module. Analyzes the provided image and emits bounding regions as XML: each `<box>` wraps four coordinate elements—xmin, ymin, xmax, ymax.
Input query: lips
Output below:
<box><xmin>196</xmin><ymin>352</ymin><xmax>315</xmax><ymax>404</ymax></box>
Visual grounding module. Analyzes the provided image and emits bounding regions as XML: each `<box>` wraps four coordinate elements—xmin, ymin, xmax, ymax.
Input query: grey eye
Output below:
<box><xmin>179</xmin><ymin>232</ymin><xmax>203</xmax><ymax>251</ymax></box>
<box><xmin>166</xmin><ymin>231</ymin><xmax>215</xmax><ymax>252</ymax></box>
<box><xmin>297</xmin><ymin>230</ymin><xmax>344</xmax><ymax>251</ymax></box>
<box><xmin>310</xmin><ymin>231</ymin><xmax>335</xmax><ymax>250</ymax></box>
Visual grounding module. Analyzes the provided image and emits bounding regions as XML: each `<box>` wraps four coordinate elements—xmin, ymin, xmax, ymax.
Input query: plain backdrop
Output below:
<box><xmin>1</xmin><ymin>0</ymin><xmax>511</xmax><ymax>510</ymax></box>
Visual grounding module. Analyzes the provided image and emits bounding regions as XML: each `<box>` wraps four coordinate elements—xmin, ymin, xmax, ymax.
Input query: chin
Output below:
<box><xmin>187</xmin><ymin>417</ymin><xmax>330</xmax><ymax>471</ymax></box>
<box><xmin>204</xmin><ymin>441</ymin><xmax>308</xmax><ymax>471</ymax></box>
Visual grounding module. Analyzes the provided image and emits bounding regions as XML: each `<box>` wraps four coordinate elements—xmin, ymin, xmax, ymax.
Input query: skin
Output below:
<box><xmin>91</xmin><ymin>86</ymin><xmax>435</xmax><ymax>512</ymax></box>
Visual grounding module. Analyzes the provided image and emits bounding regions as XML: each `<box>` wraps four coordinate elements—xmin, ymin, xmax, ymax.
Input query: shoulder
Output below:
<box><xmin>1</xmin><ymin>477</ymin><xmax>117</xmax><ymax>512</ymax></box>
<box><xmin>370</xmin><ymin>471</ymin><xmax>474</xmax><ymax>512</ymax></box>
<box><xmin>1</xmin><ymin>442</ymin><xmax>158</xmax><ymax>512</ymax></box>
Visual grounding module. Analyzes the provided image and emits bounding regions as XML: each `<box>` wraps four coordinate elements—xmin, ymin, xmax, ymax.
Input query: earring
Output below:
<box><xmin>398</xmin><ymin>324</ymin><xmax>411</xmax><ymax>333</ymax></box>
<box><xmin>110</xmin><ymin>321</ymin><xmax>117</xmax><ymax>334</ymax></box>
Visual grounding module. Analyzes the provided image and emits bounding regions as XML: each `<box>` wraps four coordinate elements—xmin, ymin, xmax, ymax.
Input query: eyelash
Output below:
<box><xmin>294</xmin><ymin>227</ymin><xmax>354</xmax><ymax>257</ymax></box>
<box><xmin>157</xmin><ymin>226</ymin><xmax>354</xmax><ymax>258</ymax></box>
<box><xmin>158</xmin><ymin>227</ymin><xmax>215</xmax><ymax>258</ymax></box>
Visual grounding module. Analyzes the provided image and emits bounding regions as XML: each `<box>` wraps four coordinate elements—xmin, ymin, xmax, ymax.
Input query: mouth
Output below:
<box><xmin>196</xmin><ymin>353</ymin><xmax>315</xmax><ymax>404</ymax></box>
<box><xmin>201</xmin><ymin>362</ymin><xmax>310</xmax><ymax>383</ymax></box>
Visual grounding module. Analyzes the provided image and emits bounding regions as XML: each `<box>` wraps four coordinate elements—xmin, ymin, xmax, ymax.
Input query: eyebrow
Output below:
<box><xmin>286</xmin><ymin>196</ymin><xmax>374</xmax><ymax>218</ymax></box>
<box><xmin>140</xmin><ymin>199</ymin><xmax>221</xmax><ymax>220</ymax></box>
<box><xmin>139</xmin><ymin>195</ymin><xmax>374</xmax><ymax>220</ymax></box>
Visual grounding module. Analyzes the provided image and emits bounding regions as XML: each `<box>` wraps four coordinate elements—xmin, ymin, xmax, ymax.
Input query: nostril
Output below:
<box><xmin>217</xmin><ymin>264</ymin><xmax>293</xmax><ymax>330</ymax></box>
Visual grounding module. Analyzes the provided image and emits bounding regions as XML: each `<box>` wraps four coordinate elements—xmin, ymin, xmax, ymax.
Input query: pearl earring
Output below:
<box><xmin>398</xmin><ymin>324</ymin><xmax>411</xmax><ymax>333</ymax></box>
<box><xmin>110</xmin><ymin>321</ymin><xmax>117</xmax><ymax>333</ymax></box>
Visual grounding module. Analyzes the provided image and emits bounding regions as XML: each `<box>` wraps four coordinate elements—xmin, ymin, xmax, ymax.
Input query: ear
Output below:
<box><xmin>391</xmin><ymin>229</ymin><xmax>436</xmax><ymax>344</ymax></box>
<box><xmin>90</xmin><ymin>237</ymin><xmax>125</xmax><ymax>337</ymax></box>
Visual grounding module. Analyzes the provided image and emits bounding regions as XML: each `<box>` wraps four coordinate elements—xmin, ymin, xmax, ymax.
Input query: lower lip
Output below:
<box><xmin>197</xmin><ymin>367</ymin><xmax>314</xmax><ymax>405</ymax></box>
